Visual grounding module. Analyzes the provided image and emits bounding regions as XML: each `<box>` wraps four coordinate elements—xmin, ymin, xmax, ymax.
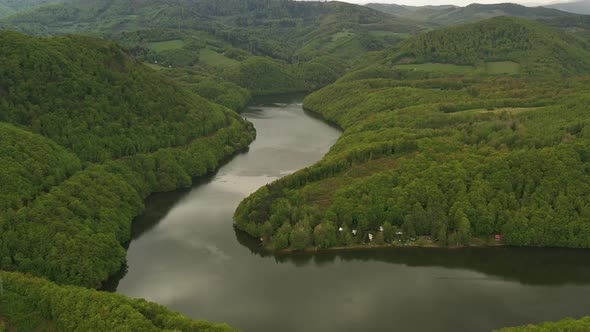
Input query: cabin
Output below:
<box><xmin>495</xmin><ymin>234</ymin><xmax>503</xmax><ymax>240</ymax></box>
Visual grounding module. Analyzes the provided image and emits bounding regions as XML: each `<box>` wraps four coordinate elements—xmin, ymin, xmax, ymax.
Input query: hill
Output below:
<box><xmin>0</xmin><ymin>30</ymin><xmax>255</xmax><ymax>288</ymax></box>
<box><xmin>234</xmin><ymin>17</ymin><xmax>590</xmax><ymax>253</ymax></box>
<box><xmin>0</xmin><ymin>0</ymin><xmax>426</xmax><ymax>95</ymax></box>
<box><xmin>546</xmin><ymin>0</ymin><xmax>590</xmax><ymax>15</ymax></box>
<box><xmin>0</xmin><ymin>271</ymin><xmax>236</xmax><ymax>331</ymax></box>
<box><xmin>367</xmin><ymin>2</ymin><xmax>575</xmax><ymax>25</ymax></box>
<box><xmin>360</xmin><ymin>17</ymin><xmax>590</xmax><ymax>77</ymax></box>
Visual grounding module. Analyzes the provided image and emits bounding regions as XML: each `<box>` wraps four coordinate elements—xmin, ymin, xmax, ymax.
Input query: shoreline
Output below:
<box><xmin>263</xmin><ymin>237</ymin><xmax>507</xmax><ymax>255</ymax></box>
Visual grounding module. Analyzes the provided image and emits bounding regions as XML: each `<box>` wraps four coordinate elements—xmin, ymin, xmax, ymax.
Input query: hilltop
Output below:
<box><xmin>0</xmin><ymin>30</ymin><xmax>255</xmax><ymax>288</ymax></box>
<box><xmin>346</xmin><ymin>16</ymin><xmax>590</xmax><ymax>79</ymax></box>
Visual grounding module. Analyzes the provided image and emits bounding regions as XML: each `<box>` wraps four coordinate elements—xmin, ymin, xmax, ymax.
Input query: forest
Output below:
<box><xmin>0</xmin><ymin>22</ymin><xmax>254</xmax><ymax>330</ymax></box>
<box><xmin>234</xmin><ymin>17</ymin><xmax>590</xmax><ymax>252</ymax></box>
<box><xmin>0</xmin><ymin>271</ymin><xmax>236</xmax><ymax>331</ymax></box>
<box><xmin>1</xmin><ymin>0</ymin><xmax>590</xmax><ymax>330</ymax></box>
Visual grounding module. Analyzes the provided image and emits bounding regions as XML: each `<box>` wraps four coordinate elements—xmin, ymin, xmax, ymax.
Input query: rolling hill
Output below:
<box><xmin>367</xmin><ymin>2</ymin><xmax>576</xmax><ymax>25</ymax></box>
<box><xmin>0</xmin><ymin>0</ymin><xmax>426</xmax><ymax>96</ymax></box>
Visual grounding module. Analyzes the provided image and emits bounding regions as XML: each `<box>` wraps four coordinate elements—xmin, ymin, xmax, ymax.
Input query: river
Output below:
<box><xmin>115</xmin><ymin>96</ymin><xmax>590</xmax><ymax>332</ymax></box>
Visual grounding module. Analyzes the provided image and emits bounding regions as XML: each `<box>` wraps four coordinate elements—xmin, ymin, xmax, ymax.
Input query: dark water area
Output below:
<box><xmin>115</xmin><ymin>97</ymin><xmax>590</xmax><ymax>332</ymax></box>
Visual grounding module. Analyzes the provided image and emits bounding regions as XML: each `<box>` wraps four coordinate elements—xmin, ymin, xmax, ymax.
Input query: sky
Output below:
<box><xmin>310</xmin><ymin>0</ymin><xmax>571</xmax><ymax>7</ymax></box>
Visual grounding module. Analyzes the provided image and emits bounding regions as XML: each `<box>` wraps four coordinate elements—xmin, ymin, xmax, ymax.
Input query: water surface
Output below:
<box><xmin>116</xmin><ymin>96</ymin><xmax>590</xmax><ymax>332</ymax></box>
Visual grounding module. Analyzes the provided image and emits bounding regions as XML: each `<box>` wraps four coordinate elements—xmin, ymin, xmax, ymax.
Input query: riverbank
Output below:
<box><xmin>262</xmin><ymin>236</ymin><xmax>506</xmax><ymax>255</ymax></box>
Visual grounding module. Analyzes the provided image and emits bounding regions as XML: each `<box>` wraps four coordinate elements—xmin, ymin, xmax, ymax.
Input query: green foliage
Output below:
<box><xmin>0</xmin><ymin>271</ymin><xmax>237</xmax><ymax>332</ymax></box>
<box><xmin>497</xmin><ymin>316</ymin><xmax>590</xmax><ymax>331</ymax></box>
<box><xmin>223</xmin><ymin>56</ymin><xmax>305</xmax><ymax>95</ymax></box>
<box><xmin>0</xmin><ymin>30</ymin><xmax>229</xmax><ymax>162</ymax></box>
<box><xmin>0</xmin><ymin>30</ymin><xmax>256</xmax><ymax>287</ymax></box>
<box><xmin>0</xmin><ymin>123</ymin><xmax>80</xmax><ymax>211</ymax></box>
<box><xmin>234</xmin><ymin>58</ymin><xmax>590</xmax><ymax>250</ymax></box>
<box><xmin>367</xmin><ymin>3</ymin><xmax>575</xmax><ymax>26</ymax></box>
<box><xmin>390</xmin><ymin>17</ymin><xmax>590</xmax><ymax>76</ymax></box>
<box><xmin>0</xmin><ymin>117</ymin><xmax>254</xmax><ymax>287</ymax></box>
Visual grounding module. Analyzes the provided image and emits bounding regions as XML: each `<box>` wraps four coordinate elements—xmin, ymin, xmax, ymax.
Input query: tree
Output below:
<box><xmin>290</xmin><ymin>221</ymin><xmax>312</xmax><ymax>250</ymax></box>
<box><xmin>313</xmin><ymin>221</ymin><xmax>337</xmax><ymax>249</ymax></box>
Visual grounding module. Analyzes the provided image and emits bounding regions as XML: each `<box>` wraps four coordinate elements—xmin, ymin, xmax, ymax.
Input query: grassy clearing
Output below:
<box><xmin>199</xmin><ymin>48</ymin><xmax>239</xmax><ymax>67</ymax></box>
<box><xmin>149</xmin><ymin>39</ymin><xmax>185</xmax><ymax>52</ymax></box>
<box><xmin>394</xmin><ymin>63</ymin><xmax>476</xmax><ymax>73</ymax></box>
<box><xmin>485</xmin><ymin>61</ymin><xmax>520</xmax><ymax>74</ymax></box>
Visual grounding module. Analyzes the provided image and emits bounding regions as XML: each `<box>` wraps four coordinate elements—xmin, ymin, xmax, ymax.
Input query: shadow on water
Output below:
<box><xmin>101</xmin><ymin>149</ymin><xmax>250</xmax><ymax>292</ymax></box>
<box><xmin>235</xmin><ymin>228</ymin><xmax>590</xmax><ymax>286</ymax></box>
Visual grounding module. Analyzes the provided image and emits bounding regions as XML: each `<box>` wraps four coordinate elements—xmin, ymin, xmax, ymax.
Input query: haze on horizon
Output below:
<box><xmin>303</xmin><ymin>0</ymin><xmax>577</xmax><ymax>8</ymax></box>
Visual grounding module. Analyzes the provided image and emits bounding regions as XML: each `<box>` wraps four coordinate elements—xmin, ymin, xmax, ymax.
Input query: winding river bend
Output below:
<box><xmin>115</xmin><ymin>96</ymin><xmax>590</xmax><ymax>332</ymax></box>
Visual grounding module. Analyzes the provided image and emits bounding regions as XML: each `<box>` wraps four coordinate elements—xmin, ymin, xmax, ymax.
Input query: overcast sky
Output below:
<box><xmin>315</xmin><ymin>0</ymin><xmax>567</xmax><ymax>7</ymax></box>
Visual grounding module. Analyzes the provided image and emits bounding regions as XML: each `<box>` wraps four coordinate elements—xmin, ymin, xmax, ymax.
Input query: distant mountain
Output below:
<box><xmin>0</xmin><ymin>3</ymin><xmax>15</xmax><ymax>18</ymax></box>
<box><xmin>545</xmin><ymin>0</ymin><xmax>590</xmax><ymax>15</ymax></box>
<box><xmin>367</xmin><ymin>2</ymin><xmax>576</xmax><ymax>25</ymax></box>
<box><xmin>0</xmin><ymin>0</ymin><xmax>57</xmax><ymax>18</ymax></box>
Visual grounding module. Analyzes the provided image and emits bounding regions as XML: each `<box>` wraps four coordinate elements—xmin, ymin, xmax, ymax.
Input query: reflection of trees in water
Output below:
<box><xmin>235</xmin><ymin>227</ymin><xmax>590</xmax><ymax>286</ymax></box>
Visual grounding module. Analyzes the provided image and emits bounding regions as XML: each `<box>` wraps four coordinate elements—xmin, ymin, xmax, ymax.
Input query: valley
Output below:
<box><xmin>1</xmin><ymin>0</ymin><xmax>590</xmax><ymax>331</ymax></box>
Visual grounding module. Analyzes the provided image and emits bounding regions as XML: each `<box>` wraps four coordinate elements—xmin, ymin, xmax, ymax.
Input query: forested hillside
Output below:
<box><xmin>389</xmin><ymin>17</ymin><xmax>590</xmax><ymax>76</ymax></box>
<box><xmin>0</xmin><ymin>30</ymin><xmax>255</xmax><ymax>289</ymax></box>
<box><xmin>0</xmin><ymin>0</ymin><xmax>424</xmax><ymax>96</ymax></box>
<box><xmin>234</xmin><ymin>17</ymin><xmax>590</xmax><ymax>252</ymax></box>
<box><xmin>0</xmin><ymin>271</ymin><xmax>236</xmax><ymax>331</ymax></box>
<box><xmin>0</xmin><ymin>123</ymin><xmax>80</xmax><ymax>211</ymax></box>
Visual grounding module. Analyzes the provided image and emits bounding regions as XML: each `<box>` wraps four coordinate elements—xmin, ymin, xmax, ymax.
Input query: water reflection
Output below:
<box><xmin>115</xmin><ymin>97</ymin><xmax>590</xmax><ymax>332</ymax></box>
<box><xmin>236</xmin><ymin>226</ymin><xmax>590</xmax><ymax>286</ymax></box>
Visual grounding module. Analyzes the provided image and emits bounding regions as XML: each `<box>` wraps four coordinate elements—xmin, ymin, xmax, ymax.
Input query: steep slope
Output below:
<box><xmin>0</xmin><ymin>30</ymin><xmax>255</xmax><ymax>288</ymax></box>
<box><xmin>0</xmin><ymin>271</ymin><xmax>236</xmax><ymax>331</ymax></box>
<box><xmin>0</xmin><ymin>30</ymin><xmax>233</xmax><ymax>162</ymax></box>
